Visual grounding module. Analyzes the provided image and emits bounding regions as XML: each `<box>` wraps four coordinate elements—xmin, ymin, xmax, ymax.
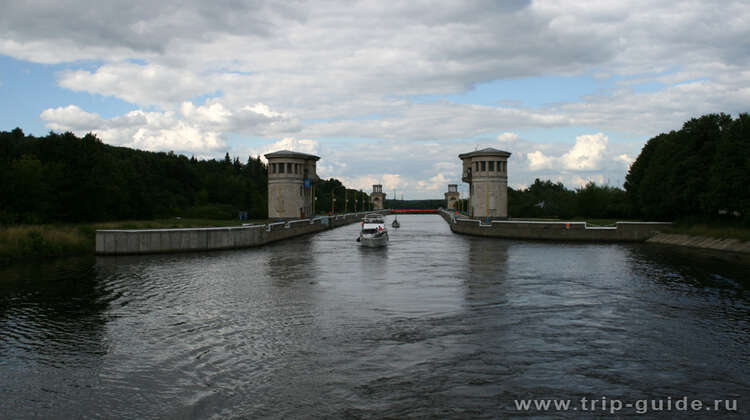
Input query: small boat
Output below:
<box><xmin>391</xmin><ymin>216</ymin><xmax>400</xmax><ymax>228</ymax></box>
<box><xmin>359</xmin><ymin>213</ymin><xmax>389</xmax><ymax>247</ymax></box>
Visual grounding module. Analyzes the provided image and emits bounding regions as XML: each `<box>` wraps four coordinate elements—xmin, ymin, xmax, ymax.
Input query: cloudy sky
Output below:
<box><xmin>2</xmin><ymin>1</ymin><xmax>748</xmax><ymax>198</ymax></box>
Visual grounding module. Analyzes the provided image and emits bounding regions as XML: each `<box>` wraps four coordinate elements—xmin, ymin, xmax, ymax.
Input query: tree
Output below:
<box><xmin>625</xmin><ymin>113</ymin><xmax>748</xmax><ymax>222</ymax></box>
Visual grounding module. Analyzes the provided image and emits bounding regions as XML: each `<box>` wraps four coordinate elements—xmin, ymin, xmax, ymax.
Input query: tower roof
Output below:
<box><xmin>264</xmin><ymin>150</ymin><xmax>320</xmax><ymax>161</ymax></box>
<box><xmin>458</xmin><ymin>147</ymin><xmax>511</xmax><ymax>159</ymax></box>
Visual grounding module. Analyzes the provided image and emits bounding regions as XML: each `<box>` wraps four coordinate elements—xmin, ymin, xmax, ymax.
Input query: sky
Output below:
<box><xmin>2</xmin><ymin>1</ymin><xmax>749</xmax><ymax>199</ymax></box>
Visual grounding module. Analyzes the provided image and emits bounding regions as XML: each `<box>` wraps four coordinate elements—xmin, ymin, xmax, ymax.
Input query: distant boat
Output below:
<box><xmin>359</xmin><ymin>213</ymin><xmax>389</xmax><ymax>247</ymax></box>
<box><xmin>391</xmin><ymin>216</ymin><xmax>400</xmax><ymax>228</ymax></box>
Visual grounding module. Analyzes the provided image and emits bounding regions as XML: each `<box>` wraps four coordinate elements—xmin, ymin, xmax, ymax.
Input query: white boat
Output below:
<box><xmin>359</xmin><ymin>213</ymin><xmax>389</xmax><ymax>247</ymax></box>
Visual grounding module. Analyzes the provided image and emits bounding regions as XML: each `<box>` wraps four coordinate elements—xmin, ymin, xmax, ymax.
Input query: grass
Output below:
<box><xmin>0</xmin><ymin>225</ymin><xmax>91</xmax><ymax>264</ymax></box>
<box><xmin>0</xmin><ymin>218</ymin><xmax>266</xmax><ymax>265</ymax></box>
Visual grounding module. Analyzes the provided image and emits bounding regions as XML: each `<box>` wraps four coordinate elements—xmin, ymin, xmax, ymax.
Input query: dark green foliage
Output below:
<box><xmin>507</xmin><ymin>179</ymin><xmax>629</xmax><ymax>219</ymax></box>
<box><xmin>314</xmin><ymin>178</ymin><xmax>370</xmax><ymax>214</ymax></box>
<box><xmin>387</xmin><ymin>199</ymin><xmax>444</xmax><ymax>210</ymax></box>
<box><xmin>0</xmin><ymin>129</ymin><xmax>268</xmax><ymax>223</ymax></box>
<box><xmin>574</xmin><ymin>182</ymin><xmax>630</xmax><ymax>219</ymax></box>
<box><xmin>509</xmin><ymin>179</ymin><xmax>575</xmax><ymax>218</ymax></box>
<box><xmin>625</xmin><ymin>113</ymin><xmax>750</xmax><ymax>222</ymax></box>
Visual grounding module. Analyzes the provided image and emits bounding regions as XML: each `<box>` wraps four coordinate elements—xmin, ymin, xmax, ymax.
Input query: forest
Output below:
<box><xmin>503</xmin><ymin>113</ymin><xmax>749</xmax><ymax>223</ymax></box>
<box><xmin>507</xmin><ymin>180</ymin><xmax>629</xmax><ymax>220</ymax></box>
<box><xmin>625</xmin><ymin>113</ymin><xmax>749</xmax><ymax>222</ymax></box>
<box><xmin>0</xmin><ymin>129</ymin><xmax>378</xmax><ymax>224</ymax></box>
<box><xmin>0</xmin><ymin>129</ymin><xmax>270</xmax><ymax>223</ymax></box>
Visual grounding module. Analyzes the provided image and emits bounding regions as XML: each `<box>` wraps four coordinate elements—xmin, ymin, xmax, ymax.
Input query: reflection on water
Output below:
<box><xmin>1</xmin><ymin>215</ymin><xmax>749</xmax><ymax>418</ymax></box>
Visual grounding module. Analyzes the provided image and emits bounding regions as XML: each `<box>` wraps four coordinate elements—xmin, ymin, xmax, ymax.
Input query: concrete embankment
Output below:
<box><xmin>646</xmin><ymin>233</ymin><xmax>750</xmax><ymax>254</ymax></box>
<box><xmin>439</xmin><ymin>209</ymin><xmax>670</xmax><ymax>242</ymax></box>
<box><xmin>96</xmin><ymin>211</ymin><xmax>388</xmax><ymax>255</ymax></box>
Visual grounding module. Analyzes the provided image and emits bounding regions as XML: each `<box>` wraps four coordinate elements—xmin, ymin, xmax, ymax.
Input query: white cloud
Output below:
<box><xmin>418</xmin><ymin>172</ymin><xmax>451</xmax><ymax>192</ymax></box>
<box><xmin>527</xmin><ymin>151</ymin><xmax>555</xmax><ymax>171</ymax></box>
<box><xmin>497</xmin><ymin>132</ymin><xmax>519</xmax><ymax>144</ymax></box>
<box><xmin>40</xmin><ymin>99</ymin><xmax>297</xmax><ymax>155</ymax></box>
<box><xmin>527</xmin><ymin>133</ymin><xmax>608</xmax><ymax>171</ymax></box>
<box><xmin>58</xmin><ymin>63</ymin><xmax>211</xmax><ymax>109</ymax></box>
<box><xmin>40</xmin><ymin>105</ymin><xmax>104</xmax><ymax>131</ymax></box>
<box><xmin>560</xmin><ymin>133</ymin><xmax>608</xmax><ymax>170</ymax></box>
<box><xmin>40</xmin><ymin>105</ymin><xmax>226</xmax><ymax>154</ymax></box>
<box><xmin>259</xmin><ymin>137</ymin><xmax>320</xmax><ymax>160</ymax></box>
<box><xmin>615</xmin><ymin>153</ymin><xmax>634</xmax><ymax>165</ymax></box>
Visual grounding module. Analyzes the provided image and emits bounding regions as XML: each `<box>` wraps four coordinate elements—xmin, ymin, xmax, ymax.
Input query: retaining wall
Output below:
<box><xmin>96</xmin><ymin>211</ymin><xmax>389</xmax><ymax>255</ymax></box>
<box><xmin>440</xmin><ymin>209</ymin><xmax>670</xmax><ymax>242</ymax></box>
<box><xmin>647</xmin><ymin>233</ymin><xmax>750</xmax><ymax>253</ymax></box>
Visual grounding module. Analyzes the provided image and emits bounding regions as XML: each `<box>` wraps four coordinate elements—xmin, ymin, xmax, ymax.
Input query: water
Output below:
<box><xmin>1</xmin><ymin>215</ymin><xmax>748</xmax><ymax>418</ymax></box>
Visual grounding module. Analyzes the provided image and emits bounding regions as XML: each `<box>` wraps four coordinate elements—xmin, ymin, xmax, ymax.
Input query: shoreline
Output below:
<box><xmin>646</xmin><ymin>232</ymin><xmax>750</xmax><ymax>254</ymax></box>
<box><xmin>441</xmin><ymin>210</ymin><xmax>750</xmax><ymax>255</ymax></box>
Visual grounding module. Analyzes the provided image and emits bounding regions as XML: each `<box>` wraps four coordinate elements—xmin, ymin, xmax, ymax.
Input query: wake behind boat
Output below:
<box><xmin>359</xmin><ymin>213</ymin><xmax>389</xmax><ymax>247</ymax></box>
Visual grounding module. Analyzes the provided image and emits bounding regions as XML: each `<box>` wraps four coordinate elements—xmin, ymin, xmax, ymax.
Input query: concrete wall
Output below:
<box><xmin>267</xmin><ymin>156</ymin><xmax>317</xmax><ymax>219</ymax></box>
<box><xmin>440</xmin><ymin>209</ymin><xmax>670</xmax><ymax>242</ymax></box>
<box><xmin>96</xmin><ymin>210</ymin><xmax>389</xmax><ymax>255</ymax></box>
<box><xmin>445</xmin><ymin>192</ymin><xmax>459</xmax><ymax>209</ymax></box>
<box><xmin>469</xmin><ymin>178</ymin><xmax>508</xmax><ymax>219</ymax></box>
<box><xmin>461</xmin><ymin>155</ymin><xmax>509</xmax><ymax>219</ymax></box>
<box><xmin>371</xmin><ymin>192</ymin><xmax>386</xmax><ymax>210</ymax></box>
<box><xmin>647</xmin><ymin>233</ymin><xmax>750</xmax><ymax>253</ymax></box>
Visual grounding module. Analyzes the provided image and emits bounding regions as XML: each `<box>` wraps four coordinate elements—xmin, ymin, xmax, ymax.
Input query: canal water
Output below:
<box><xmin>1</xmin><ymin>215</ymin><xmax>748</xmax><ymax>418</ymax></box>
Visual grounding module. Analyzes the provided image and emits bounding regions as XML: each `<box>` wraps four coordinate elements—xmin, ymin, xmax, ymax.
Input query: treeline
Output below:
<box><xmin>508</xmin><ymin>179</ymin><xmax>629</xmax><ymax>219</ymax></box>
<box><xmin>508</xmin><ymin>113</ymin><xmax>750</xmax><ymax>222</ymax></box>
<box><xmin>625</xmin><ymin>113</ymin><xmax>749</xmax><ymax>222</ymax></box>
<box><xmin>314</xmin><ymin>178</ymin><xmax>372</xmax><ymax>214</ymax></box>
<box><xmin>0</xmin><ymin>129</ymin><xmax>268</xmax><ymax>223</ymax></box>
<box><xmin>389</xmin><ymin>199</ymin><xmax>444</xmax><ymax>210</ymax></box>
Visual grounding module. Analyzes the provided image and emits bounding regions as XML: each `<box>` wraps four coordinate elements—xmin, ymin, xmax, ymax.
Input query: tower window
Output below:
<box><xmin>488</xmin><ymin>161</ymin><xmax>495</xmax><ymax>171</ymax></box>
<box><xmin>287</xmin><ymin>163</ymin><xmax>292</xmax><ymax>173</ymax></box>
<box><xmin>271</xmin><ymin>163</ymin><xmax>277</xmax><ymax>173</ymax></box>
<box><xmin>481</xmin><ymin>161</ymin><xmax>486</xmax><ymax>171</ymax></box>
<box><xmin>279</xmin><ymin>162</ymin><xmax>285</xmax><ymax>173</ymax></box>
<box><xmin>475</xmin><ymin>162</ymin><xmax>479</xmax><ymax>172</ymax></box>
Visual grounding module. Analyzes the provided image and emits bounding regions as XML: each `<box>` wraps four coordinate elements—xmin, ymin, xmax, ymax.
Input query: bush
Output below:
<box><xmin>182</xmin><ymin>204</ymin><xmax>237</xmax><ymax>220</ymax></box>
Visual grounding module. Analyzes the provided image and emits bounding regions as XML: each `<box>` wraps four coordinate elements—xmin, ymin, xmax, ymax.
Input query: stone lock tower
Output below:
<box><xmin>445</xmin><ymin>184</ymin><xmax>460</xmax><ymax>209</ymax></box>
<box><xmin>264</xmin><ymin>150</ymin><xmax>320</xmax><ymax>220</ymax></box>
<box><xmin>370</xmin><ymin>184</ymin><xmax>386</xmax><ymax>210</ymax></box>
<box><xmin>459</xmin><ymin>148</ymin><xmax>511</xmax><ymax>219</ymax></box>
